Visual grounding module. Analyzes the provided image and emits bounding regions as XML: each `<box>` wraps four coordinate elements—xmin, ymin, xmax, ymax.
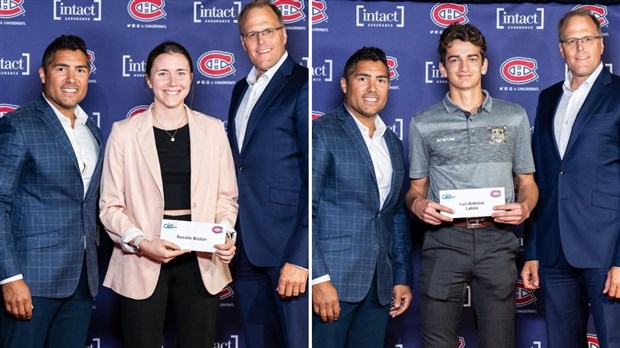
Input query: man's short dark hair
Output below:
<box><xmin>557</xmin><ymin>8</ymin><xmax>601</xmax><ymax>42</ymax></box>
<box><xmin>438</xmin><ymin>23</ymin><xmax>487</xmax><ymax>64</ymax></box>
<box><xmin>342</xmin><ymin>46</ymin><xmax>389</xmax><ymax>80</ymax></box>
<box><xmin>40</xmin><ymin>35</ymin><xmax>88</xmax><ymax>71</ymax></box>
<box><xmin>238</xmin><ymin>0</ymin><xmax>284</xmax><ymax>32</ymax></box>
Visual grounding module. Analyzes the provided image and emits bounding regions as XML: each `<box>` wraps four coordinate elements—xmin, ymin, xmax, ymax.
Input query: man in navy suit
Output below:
<box><xmin>522</xmin><ymin>9</ymin><xmax>620</xmax><ymax>347</ymax></box>
<box><xmin>0</xmin><ymin>35</ymin><xmax>103</xmax><ymax>347</ymax></box>
<box><xmin>227</xmin><ymin>1</ymin><xmax>308</xmax><ymax>346</ymax></box>
<box><xmin>312</xmin><ymin>47</ymin><xmax>413</xmax><ymax>347</ymax></box>
<box><xmin>408</xmin><ymin>24</ymin><xmax>538</xmax><ymax>348</ymax></box>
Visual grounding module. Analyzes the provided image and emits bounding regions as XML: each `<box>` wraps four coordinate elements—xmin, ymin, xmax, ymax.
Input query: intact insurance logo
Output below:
<box><xmin>196</xmin><ymin>51</ymin><xmax>237</xmax><ymax>86</ymax></box>
<box><xmin>122</xmin><ymin>54</ymin><xmax>146</xmax><ymax>78</ymax></box>
<box><xmin>499</xmin><ymin>57</ymin><xmax>539</xmax><ymax>93</ymax></box>
<box><xmin>425</xmin><ymin>61</ymin><xmax>446</xmax><ymax>84</ymax></box>
<box><xmin>0</xmin><ymin>51</ymin><xmax>29</xmax><ymax>76</ymax></box>
<box><xmin>388</xmin><ymin>118</ymin><xmax>404</xmax><ymax>140</ymax></box>
<box><xmin>0</xmin><ymin>0</ymin><xmax>25</xmax><ymax>18</ymax></box>
<box><xmin>127</xmin><ymin>0</ymin><xmax>167</xmax><ymax>29</ymax></box>
<box><xmin>214</xmin><ymin>334</ymin><xmax>239</xmax><ymax>348</ymax></box>
<box><xmin>53</xmin><ymin>0</ymin><xmax>101</xmax><ymax>21</ymax></box>
<box><xmin>430</xmin><ymin>3</ymin><xmax>468</xmax><ymax>30</ymax></box>
<box><xmin>496</xmin><ymin>7</ymin><xmax>543</xmax><ymax>30</ymax></box>
<box><xmin>0</xmin><ymin>104</ymin><xmax>18</xmax><ymax>118</ymax></box>
<box><xmin>193</xmin><ymin>1</ymin><xmax>240</xmax><ymax>24</ymax></box>
<box><xmin>575</xmin><ymin>4</ymin><xmax>608</xmax><ymax>28</ymax></box>
<box><xmin>309</xmin><ymin>58</ymin><xmax>332</xmax><ymax>83</ymax></box>
<box><xmin>85</xmin><ymin>338</ymin><xmax>101</xmax><ymax>348</ymax></box>
<box><xmin>356</xmin><ymin>4</ymin><xmax>404</xmax><ymax>28</ymax></box>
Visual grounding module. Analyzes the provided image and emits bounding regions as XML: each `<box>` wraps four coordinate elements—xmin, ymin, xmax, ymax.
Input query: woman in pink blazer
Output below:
<box><xmin>99</xmin><ymin>41</ymin><xmax>238</xmax><ymax>347</ymax></box>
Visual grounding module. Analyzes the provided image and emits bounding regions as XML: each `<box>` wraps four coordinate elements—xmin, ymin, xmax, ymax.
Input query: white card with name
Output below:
<box><xmin>439</xmin><ymin>187</ymin><xmax>505</xmax><ymax>218</ymax></box>
<box><xmin>160</xmin><ymin>219</ymin><xmax>226</xmax><ymax>252</ymax></box>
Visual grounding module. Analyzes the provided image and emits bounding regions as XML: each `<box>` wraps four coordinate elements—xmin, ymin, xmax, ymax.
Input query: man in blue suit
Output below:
<box><xmin>522</xmin><ymin>9</ymin><xmax>620</xmax><ymax>348</ymax></box>
<box><xmin>312</xmin><ymin>47</ymin><xmax>413</xmax><ymax>347</ymax></box>
<box><xmin>0</xmin><ymin>35</ymin><xmax>103</xmax><ymax>347</ymax></box>
<box><xmin>227</xmin><ymin>1</ymin><xmax>308</xmax><ymax>347</ymax></box>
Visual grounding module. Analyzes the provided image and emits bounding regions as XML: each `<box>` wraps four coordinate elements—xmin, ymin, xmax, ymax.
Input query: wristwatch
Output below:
<box><xmin>133</xmin><ymin>235</ymin><xmax>146</xmax><ymax>255</ymax></box>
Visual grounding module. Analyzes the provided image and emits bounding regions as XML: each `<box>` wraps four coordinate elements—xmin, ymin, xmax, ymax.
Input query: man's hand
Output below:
<box><xmin>389</xmin><ymin>285</ymin><xmax>413</xmax><ymax>318</ymax></box>
<box><xmin>521</xmin><ymin>260</ymin><xmax>540</xmax><ymax>290</ymax></box>
<box><xmin>139</xmin><ymin>239</ymin><xmax>190</xmax><ymax>263</ymax></box>
<box><xmin>312</xmin><ymin>281</ymin><xmax>340</xmax><ymax>322</ymax></box>
<box><xmin>277</xmin><ymin>262</ymin><xmax>308</xmax><ymax>298</ymax></box>
<box><xmin>2</xmin><ymin>279</ymin><xmax>32</xmax><ymax>320</ymax></box>
<box><xmin>410</xmin><ymin>198</ymin><xmax>453</xmax><ymax>225</ymax></box>
<box><xmin>492</xmin><ymin>202</ymin><xmax>531</xmax><ymax>225</ymax></box>
<box><xmin>603</xmin><ymin>266</ymin><xmax>620</xmax><ymax>299</ymax></box>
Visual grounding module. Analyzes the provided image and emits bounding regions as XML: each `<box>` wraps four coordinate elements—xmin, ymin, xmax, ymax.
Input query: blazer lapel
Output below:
<box><xmin>563</xmin><ymin>69</ymin><xmax>611</xmax><ymax>159</ymax></box>
<box><xmin>543</xmin><ymin>85</ymin><xmax>564</xmax><ymax>160</ymax></box>
<box><xmin>241</xmin><ymin>56</ymin><xmax>294</xmax><ymax>152</ymax></box>
<box><xmin>83</xmin><ymin>117</ymin><xmax>103</xmax><ymax>202</ymax></box>
<box><xmin>228</xmin><ymin>82</ymin><xmax>247</xmax><ymax>156</ymax></box>
<box><xmin>381</xmin><ymin>132</ymin><xmax>401</xmax><ymax>211</ymax></box>
<box><xmin>135</xmin><ymin>107</ymin><xmax>164</xmax><ymax>197</ymax></box>
<box><xmin>337</xmin><ymin>105</ymin><xmax>377</xmax><ymax>185</ymax></box>
<box><xmin>187</xmin><ymin>107</ymin><xmax>208</xmax><ymax>201</ymax></box>
<box><xmin>36</xmin><ymin>97</ymin><xmax>82</xmax><ymax>175</ymax></box>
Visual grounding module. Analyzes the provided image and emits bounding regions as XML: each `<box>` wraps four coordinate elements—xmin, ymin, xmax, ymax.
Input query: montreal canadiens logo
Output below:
<box><xmin>212</xmin><ymin>226</ymin><xmax>223</xmax><ymax>234</ymax></box>
<box><xmin>128</xmin><ymin>0</ymin><xmax>166</xmax><ymax>22</ymax></box>
<box><xmin>587</xmin><ymin>334</ymin><xmax>599</xmax><ymax>348</ymax></box>
<box><xmin>574</xmin><ymin>5</ymin><xmax>608</xmax><ymax>27</ymax></box>
<box><xmin>126</xmin><ymin>105</ymin><xmax>149</xmax><ymax>118</ymax></box>
<box><xmin>515</xmin><ymin>280</ymin><xmax>537</xmax><ymax>307</ymax></box>
<box><xmin>386</xmin><ymin>56</ymin><xmax>399</xmax><ymax>80</ymax></box>
<box><xmin>219</xmin><ymin>285</ymin><xmax>234</xmax><ymax>300</ymax></box>
<box><xmin>312</xmin><ymin>0</ymin><xmax>327</xmax><ymax>24</ymax></box>
<box><xmin>0</xmin><ymin>104</ymin><xmax>19</xmax><ymax>118</ymax></box>
<box><xmin>0</xmin><ymin>0</ymin><xmax>25</xmax><ymax>18</ymax></box>
<box><xmin>273</xmin><ymin>0</ymin><xmax>305</xmax><ymax>24</ymax></box>
<box><xmin>458</xmin><ymin>336</ymin><xmax>465</xmax><ymax>348</ymax></box>
<box><xmin>198</xmin><ymin>51</ymin><xmax>235</xmax><ymax>79</ymax></box>
<box><xmin>431</xmin><ymin>3</ymin><xmax>468</xmax><ymax>28</ymax></box>
<box><xmin>500</xmin><ymin>57</ymin><xmax>538</xmax><ymax>85</ymax></box>
<box><xmin>490</xmin><ymin>190</ymin><xmax>502</xmax><ymax>198</ymax></box>
<box><xmin>87</xmin><ymin>50</ymin><xmax>96</xmax><ymax>75</ymax></box>
<box><xmin>312</xmin><ymin>111</ymin><xmax>324</xmax><ymax>120</ymax></box>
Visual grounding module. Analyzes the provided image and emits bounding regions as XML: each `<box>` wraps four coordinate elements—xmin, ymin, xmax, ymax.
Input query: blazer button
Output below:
<box><xmin>560</xmin><ymin>169</ymin><xmax>566</xmax><ymax>175</ymax></box>
<box><xmin>192</xmin><ymin>203</ymin><xmax>197</xmax><ymax>209</ymax></box>
<box><xmin>239</xmin><ymin>166</ymin><xmax>245</xmax><ymax>171</ymax></box>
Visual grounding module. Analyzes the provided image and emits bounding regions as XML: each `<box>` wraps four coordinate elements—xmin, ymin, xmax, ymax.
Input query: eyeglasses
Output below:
<box><xmin>560</xmin><ymin>35</ymin><xmax>602</xmax><ymax>48</ymax></box>
<box><xmin>241</xmin><ymin>26</ymin><xmax>284</xmax><ymax>41</ymax></box>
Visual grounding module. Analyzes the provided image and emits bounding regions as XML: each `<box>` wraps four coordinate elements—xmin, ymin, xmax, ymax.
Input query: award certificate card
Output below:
<box><xmin>439</xmin><ymin>187</ymin><xmax>505</xmax><ymax>218</ymax></box>
<box><xmin>160</xmin><ymin>219</ymin><xmax>226</xmax><ymax>252</ymax></box>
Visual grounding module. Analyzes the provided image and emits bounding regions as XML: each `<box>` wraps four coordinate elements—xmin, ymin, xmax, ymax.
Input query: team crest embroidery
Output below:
<box><xmin>489</xmin><ymin>126</ymin><xmax>507</xmax><ymax>144</ymax></box>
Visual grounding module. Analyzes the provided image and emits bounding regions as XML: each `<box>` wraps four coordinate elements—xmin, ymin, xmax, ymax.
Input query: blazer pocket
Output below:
<box><xmin>15</xmin><ymin>231</ymin><xmax>60</xmax><ymax>251</ymax></box>
<box><xmin>592</xmin><ymin>190</ymin><xmax>620</xmax><ymax>211</ymax></box>
<box><xmin>319</xmin><ymin>235</ymin><xmax>352</xmax><ymax>252</ymax></box>
<box><xmin>269</xmin><ymin>187</ymin><xmax>300</xmax><ymax>207</ymax></box>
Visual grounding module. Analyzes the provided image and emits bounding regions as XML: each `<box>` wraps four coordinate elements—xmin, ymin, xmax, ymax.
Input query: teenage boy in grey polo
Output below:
<box><xmin>405</xmin><ymin>23</ymin><xmax>538</xmax><ymax>348</ymax></box>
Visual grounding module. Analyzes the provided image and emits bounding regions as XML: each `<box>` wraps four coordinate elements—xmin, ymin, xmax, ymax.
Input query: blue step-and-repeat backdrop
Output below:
<box><xmin>0</xmin><ymin>1</ymin><xmax>307</xmax><ymax>347</ymax></box>
<box><xmin>312</xmin><ymin>2</ymin><xmax>619</xmax><ymax>348</ymax></box>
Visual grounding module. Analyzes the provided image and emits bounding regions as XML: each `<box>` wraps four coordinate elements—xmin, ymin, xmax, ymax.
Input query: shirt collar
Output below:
<box><xmin>443</xmin><ymin>89</ymin><xmax>492</xmax><ymax>116</ymax></box>
<box><xmin>563</xmin><ymin>62</ymin><xmax>603</xmax><ymax>92</ymax></box>
<box><xmin>345</xmin><ymin>105</ymin><xmax>388</xmax><ymax>138</ymax></box>
<box><xmin>42</xmin><ymin>93</ymin><xmax>88</xmax><ymax>126</ymax></box>
<box><xmin>246</xmin><ymin>51</ymin><xmax>289</xmax><ymax>86</ymax></box>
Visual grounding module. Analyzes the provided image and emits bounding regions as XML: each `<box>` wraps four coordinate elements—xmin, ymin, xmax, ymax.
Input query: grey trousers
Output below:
<box><xmin>419</xmin><ymin>224</ymin><xmax>519</xmax><ymax>348</ymax></box>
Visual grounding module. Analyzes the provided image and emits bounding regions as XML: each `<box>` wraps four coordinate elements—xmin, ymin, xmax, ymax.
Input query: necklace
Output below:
<box><xmin>152</xmin><ymin>108</ymin><xmax>186</xmax><ymax>142</ymax></box>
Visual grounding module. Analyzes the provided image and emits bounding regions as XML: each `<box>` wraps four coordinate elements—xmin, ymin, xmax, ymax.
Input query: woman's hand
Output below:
<box><xmin>139</xmin><ymin>239</ymin><xmax>190</xmax><ymax>263</ymax></box>
<box><xmin>213</xmin><ymin>238</ymin><xmax>236</xmax><ymax>264</ymax></box>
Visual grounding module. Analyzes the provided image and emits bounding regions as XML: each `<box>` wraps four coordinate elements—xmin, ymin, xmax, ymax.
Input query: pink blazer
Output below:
<box><xmin>99</xmin><ymin>105</ymin><xmax>238</xmax><ymax>299</ymax></box>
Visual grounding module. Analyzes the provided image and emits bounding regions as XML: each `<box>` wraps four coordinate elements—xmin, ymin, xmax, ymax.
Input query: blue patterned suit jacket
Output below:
<box><xmin>0</xmin><ymin>94</ymin><xmax>103</xmax><ymax>298</ymax></box>
<box><xmin>312</xmin><ymin>104</ymin><xmax>413</xmax><ymax>305</ymax></box>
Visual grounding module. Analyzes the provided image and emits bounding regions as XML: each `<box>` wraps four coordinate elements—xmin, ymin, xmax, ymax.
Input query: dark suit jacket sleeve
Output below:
<box><xmin>287</xmin><ymin>79</ymin><xmax>309</xmax><ymax>268</ymax></box>
<box><xmin>0</xmin><ymin>114</ymin><xmax>26</xmax><ymax>279</ymax></box>
<box><xmin>391</xmin><ymin>143</ymin><xmax>413</xmax><ymax>287</ymax></box>
<box><xmin>311</xmin><ymin>119</ymin><xmax>329</xmax><ymax>278</ymax></box>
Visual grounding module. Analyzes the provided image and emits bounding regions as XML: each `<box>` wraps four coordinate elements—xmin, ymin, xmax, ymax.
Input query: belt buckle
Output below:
<box><xmin>466</xmin><ymin>217</ymin><xmax>484</xmax><ymax>229</ymax></box>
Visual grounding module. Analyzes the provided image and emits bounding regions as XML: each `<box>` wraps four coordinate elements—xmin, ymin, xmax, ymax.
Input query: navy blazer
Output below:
<box><xmin>0</xmin><ymin>94</ymin><xmax>103</xmax><ymax>298</ymax></box>
<box><xmin>526</xmin><ymin>68</ymin><xmax>620</xmax><ymax>268</ymax></box>
<box><xmin>227</xmin><ymin>55</ymin><xmax>309</xmax><ymax>268</ymax></box>
<box><xmin>312</xmin><ymin>104</ymin><xmax>413</xmax><ymax>305</ymax></box>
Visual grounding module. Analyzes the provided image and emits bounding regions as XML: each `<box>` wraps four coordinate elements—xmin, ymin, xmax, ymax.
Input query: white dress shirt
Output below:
<box><xmin>235</xmin><ymin>51</ymin><xmax>289</xmax><ymax>152</ymax></box>
<box><xmin>554</xmin><ymin>63</ymin><xmax>603</xmax><ymax>158</ymax></box>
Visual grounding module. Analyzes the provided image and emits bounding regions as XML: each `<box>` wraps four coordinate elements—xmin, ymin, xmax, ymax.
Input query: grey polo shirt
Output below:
<box><xmin>408</xmin><ymin>90</ymin><xmax>535</xmax><ymax>204</ymax></box>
